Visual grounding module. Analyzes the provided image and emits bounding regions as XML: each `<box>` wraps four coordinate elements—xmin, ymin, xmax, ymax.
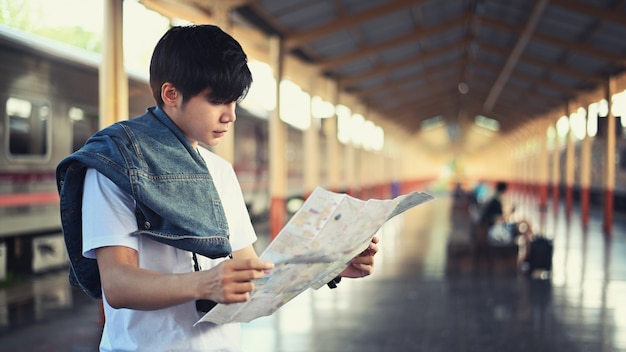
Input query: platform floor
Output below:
<box><xmin>1</xmin><ymin>192</ymin><xmax>626</xmax><ymax>352</ymax></box>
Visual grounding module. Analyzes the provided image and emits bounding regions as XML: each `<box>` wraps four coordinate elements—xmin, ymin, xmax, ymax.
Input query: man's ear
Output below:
<box><xmin>161</xmin><ymin>82</ymin><xmax>179</xmax><ymax>107</ymax></box>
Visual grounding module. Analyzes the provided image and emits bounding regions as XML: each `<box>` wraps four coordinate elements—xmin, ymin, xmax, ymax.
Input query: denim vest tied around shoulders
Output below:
<box><xmin>56</xmin><ymin>106</ymin><xmax>232</xmax><ymax>299</ymax></box>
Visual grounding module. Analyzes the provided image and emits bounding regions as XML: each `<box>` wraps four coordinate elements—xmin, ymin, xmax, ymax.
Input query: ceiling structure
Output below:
<box><xmin>141</xmin><ymin>0</ymin><xmax>626</xmax><ymax>155</ymax></box>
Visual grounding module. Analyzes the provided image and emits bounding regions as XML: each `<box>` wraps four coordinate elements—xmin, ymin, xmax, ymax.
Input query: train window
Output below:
<box><xmin>6</xmin><ymin>97</ymin><xmax>50</xmax><ymax>158</ymax></box>
<box><xmin>70</xmin><ymin>106</ymin><xmax>97</xmax><ymax>151</ymax></box>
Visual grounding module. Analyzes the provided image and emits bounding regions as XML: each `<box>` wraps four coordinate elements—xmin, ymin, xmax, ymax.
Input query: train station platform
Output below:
<box><xmin>1</xmin><ymin>190</ymin><xmax>626</xmax><ymax>352</ymax></box>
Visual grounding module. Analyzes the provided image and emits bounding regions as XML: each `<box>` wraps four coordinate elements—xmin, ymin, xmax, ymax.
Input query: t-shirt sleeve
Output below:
<box><xmin>82</xmin><ymin>168</ymin><xmax>139</xmax><ymax>259</ymax></box>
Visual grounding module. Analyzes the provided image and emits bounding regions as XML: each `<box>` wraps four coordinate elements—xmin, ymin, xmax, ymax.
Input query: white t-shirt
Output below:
<box><xmin>82</xmin><ymin>147</ymin><xmax>257</xmax><ymax>352</ymax></box>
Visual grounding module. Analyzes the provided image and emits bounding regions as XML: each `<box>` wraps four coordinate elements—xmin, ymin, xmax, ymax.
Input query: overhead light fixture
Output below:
<box><xmin>458</xmin><ymin>82</ymin><xmax>469</xmax><ymax>94</ymax></box>
<box><xmin>420</xmin><ymin>115</ymin><xmax>444</xmax><ymax>131</ymax></box>
<box><xmin>474</xmin><ymin>114</ymin><xmax>499</xmax><ymax>132</ymax></box>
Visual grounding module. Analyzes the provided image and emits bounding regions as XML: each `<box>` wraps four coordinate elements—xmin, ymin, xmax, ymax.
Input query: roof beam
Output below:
<box><xmin>284</xmin><ymin>0</ymin><xmax>426</xmax><ymax>49</ymax></box>
<box><xmin>470</xmin><ymin>71</ymin><xmax>563</xmax><ymax>111</ymax></box>
<box><xmin>377</xmin><ymin>89</ymin><xmax>456</xmax><ymax>116</ymax></box>
<box><xmin>477</xmin><ymin>40</ymin><xmax>603</xmax><ymax>84</ymax></box>
<box><xmin>140</xmin><ymin>0</ymin><xmax>254</xmax><ymax>25</ymax></box>
<box><xmin>480</xmin><ymin>16</ymin><xmax>626</xmax><ymax>64</ymax></box>
<box><xmin>352</xmin><ymin>45</ymin><xmax>467</xmax><ymax>110</ymax></box>
<box><xmin>243</xmin><ymin>1</ymin><xmax>291</xmax><ymax>33</ymax></box>
<box><xmin>550</xmin><ymin>0</ymin><xmax>626</xmax><ymax>25</ymax></box>
<box><xmin>339</xmin><ymin>38</ymin><xmax>468</xmax><ymax>86</ymax></box>
<box><xmin>483</xmin><ymin>0</ymin><xmax>549</xmax><ymax>112</ymax></box>
<box><xmin>140</xmin><ymin>0</ymin><xmax>213</xmax><ymax>23</ymax></box>
<box><xmin>318</xmin><ymin>13</ymin><xmax>471</xmax><ymax>70</ymax></box>
<box><xmin>368</xmin><ymin>82</ymin><xmax>456</xmax><ymax>111</ymax></box>
<box><xmin>472</xmin><ymin>61</ymin><xmax>579</xmax><ymax>98</ymax></box>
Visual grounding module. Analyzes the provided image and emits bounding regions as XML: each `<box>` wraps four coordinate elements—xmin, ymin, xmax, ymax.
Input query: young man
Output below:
<box><xmin>56</xmin><ymin>25</ymin><xmax>378</xmax><ymax>351</ymax></box>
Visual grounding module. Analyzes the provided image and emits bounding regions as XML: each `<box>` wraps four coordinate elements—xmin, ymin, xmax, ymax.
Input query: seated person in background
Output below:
<box><xmin>478</xmin><ymin>182</ymin><xmax>533</xmax><ymax>263</ymax></box>
<box><xmin>474</xmin><ymin>181</ymin><xmax>515</xmax><ymax>245</ymax></box>
<box><xmin>479</xmin><ymin>181</ymin><xmax>513</xmax><ymax>228</ymax></box>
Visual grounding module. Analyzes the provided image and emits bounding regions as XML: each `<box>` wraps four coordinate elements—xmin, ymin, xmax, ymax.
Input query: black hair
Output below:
<box><xmin>149</xmin><ymin>25</ymin><xmax>253</xmax><ymax>107</ymax></box>
<box><xmin>496</xmin><ymin>181</ymin><xmax>508</xmax><ymax>193</ymax></box>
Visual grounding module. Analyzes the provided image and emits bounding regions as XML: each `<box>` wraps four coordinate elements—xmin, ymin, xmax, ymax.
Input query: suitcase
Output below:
<box><xmin>527</xmin><ymin>236</ymin><xmax>553</xmax><ymax>273</ymax></box>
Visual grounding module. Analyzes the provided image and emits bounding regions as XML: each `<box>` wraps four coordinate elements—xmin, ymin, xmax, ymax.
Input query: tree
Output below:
<box><xmin>0</xmin><ymin>0</ymin><xmax>40</xmax><ymax>31</ymax></box>
<box><xmin>0</xmin><ymin>0</ymin><xmax>101</xmax><ymax>52</ymax></box>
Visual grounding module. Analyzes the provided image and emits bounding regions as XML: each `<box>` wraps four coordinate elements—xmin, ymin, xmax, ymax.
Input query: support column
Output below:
<box><xmin>268</xmin><ymin>36</ymin><xmax>287</xmax><ymax>239</ymax></box>
<box><xmin>376</xmin><ymin>151</ymin><xmax>386</xmax><ymax>199</ymax></box>
<box><xmin>360</xmin><ymin>149</ymin><xmax>369</xmax><ymax>198</ymax></box>
<box><xmin>565</xmin><ymin>102</ymin><xmax>576</xmax><ymax>220</ymax></box>
<box><xmin>389</xmin><ymin>143</ymin><xmax>402</xmax><ymax>198</ymax></box>
<box><xmin>99</xmin><ymin>0</ymin><xmax>126</xmax><ymax>325</ymax></box>
<box><xmin>325</xmin><ymin>81</ymin><xmax>340</xmax><ymax>192</ymax></box>
<box><xmin>551</xmin><ymin>121</ymin><xmax>561</xmax><ymax>217</ymax></box>
<box><xmin>345</xmin><ymin>142</ymin><xmax>356</xmax><ymax>196</ymax></box>
<box><xmin>580</xmin><ymin>105</ymin><xmax>592</xmax><ymax>228</ymax></box>
<box><xmin>538</xmin><ymin>126</ymin><xmax>549</xmax><ymax>234</ymax></box>
<box><xmin>100</xmin><ymin>0</ymin><xmax>127</xmax><ymax>128</ymax></box>
<box><xmin>521</xmin><ymin>141</ymin><xmax>529</xmax><ymax>207</ymax></box>
<box><xmin>303</xmin><ymin>80</ymin><xmax>319</xmax><ymax>197</ymax></box>
<box><xmin>603</xmin><ymin>77</ymin><xmax>617</xmax><ymax>235</ymax></box>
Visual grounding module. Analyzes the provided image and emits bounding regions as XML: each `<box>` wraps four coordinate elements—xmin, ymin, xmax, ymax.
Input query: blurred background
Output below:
<box><xmin>1</xmin><ymin>0</ymin><xmax>626</xmax><ymax>351</ymax></box>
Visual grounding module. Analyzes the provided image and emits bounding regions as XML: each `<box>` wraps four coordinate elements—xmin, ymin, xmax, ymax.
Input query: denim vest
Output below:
<box><xmin>56</xmin><ymin>107</ymin><xmax>232</xmax><ymax>298</ymax></box>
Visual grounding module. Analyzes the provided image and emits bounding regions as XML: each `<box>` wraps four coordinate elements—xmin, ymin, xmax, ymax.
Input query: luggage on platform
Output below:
<box><xmin>527</xmin><ymin>235</ymin><xmax>553</xmax><ymax>274</ymax></box>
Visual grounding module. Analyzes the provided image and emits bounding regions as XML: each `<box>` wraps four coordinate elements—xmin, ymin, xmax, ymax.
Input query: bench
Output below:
<box><xmin>446</xmin><ymin>224</ymin><xmax>519</xmax><ymax>274</ymax></box>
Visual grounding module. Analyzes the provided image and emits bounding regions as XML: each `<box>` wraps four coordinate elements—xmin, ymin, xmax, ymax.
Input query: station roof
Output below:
<box><xmin>141</xmin><ymin>0</ymin><xmax>626</xmax><ymax>154</ymax></box>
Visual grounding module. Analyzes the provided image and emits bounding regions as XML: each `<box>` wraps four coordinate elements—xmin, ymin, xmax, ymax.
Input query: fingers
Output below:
<box><xmin>339</xmin><ymin>238</ymin><xmax>379</xmax><ymax>278</ymax></box>
<box><xmin>340</xmin><ymin>257</ymin><xmax>374</xmax><ymax>278</ymax></box>
<box><xmin>221</xmin><ymin>281</ymin><xmax>256</xmax><ymax>303</ymax></box>
<box><xmin>228</xmin><ymin>258</ymin><xmax>274</xmax><ymax>271</ymax></box>
<box><xmin>358</xmin><ymin>237</ymin><xmax>379</xmax><ymax>257</ymax></box>
<box><xmin>222</xmin><ymin>259</ymin><xmax>274</xmax><ymax>284</ymax></box>
<box><xmin>350</xmin><ymin>254</ymin><xmax>375</xmax><ymax>274</ymax></box>
<box><xmin>354</xmin><ymin>237</ymin><xmax>380</xmax><ymax>274</ymax></box>
<box><xmin>206</xmin><ymin>259</ymin><xmax>274</xmax><ymax>304</ymax></box>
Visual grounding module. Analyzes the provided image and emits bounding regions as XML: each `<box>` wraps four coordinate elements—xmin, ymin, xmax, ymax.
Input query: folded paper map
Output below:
<box><xmin>196</xmin><ymin>186</ymin><xmax>434</xmax><ymax>324</ymax></box>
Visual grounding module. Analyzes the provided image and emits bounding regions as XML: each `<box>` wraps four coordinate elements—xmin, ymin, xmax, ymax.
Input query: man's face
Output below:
<box><xmin>168</xmin><ymin>88</ymin><xmax>237</xmax><ymax>147</ymax></box>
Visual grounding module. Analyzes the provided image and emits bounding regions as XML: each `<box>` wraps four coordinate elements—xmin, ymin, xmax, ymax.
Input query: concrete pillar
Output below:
<box><xmin>538</xmin><ymin>126</ymin><xmax>549</xmax><ymax>234</ymax></box>
<box><xmin>303</xmin><ymin>81</ymin><xmax>319</xmax><ymax>196</ymax></box>
<box><xmin>98</xmin><ymin>0</ymin><xmax>127</xmax><ymax>324</ymax></box>
<box><xmin>565</xmin><ymin>102</ymin><xmax>576</xmax><ymax>220</ymax></box>
<box><xmin>345</xmin><ymin>142</ymin><xmax>356</xmax><ymax>196</ymax></box>
<box><xmin>580</xmin><ymin>105</ymin><xmax>592</xmax><ymax>228</ymax></box>
<box><xmin>603</xmin><ymin>77</ymin><xmax>617</xmax><ymax>235</ymax></box>
<box><xmin>100</xmin><ymin>0</ymin><xmax>128</xmax><ymax>128</ymax></box>
<box><xmin>325</xmin><ymin>81</ymin><xmax>340</xmax><ymax>192</ymax></box>
<box><xmin>268</xmin><ymin>36</ymin><xmax>287</xmax><ymax>239</ymax></box>
<box><xmin>551</xmin><ymin>121</ymin><xmax>561</xmax><ymax>217</ymax></box>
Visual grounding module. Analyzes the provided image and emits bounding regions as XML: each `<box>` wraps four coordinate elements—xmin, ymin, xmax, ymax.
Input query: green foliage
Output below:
<box><xmin>0</xmin><ymin>0</ymin><xmax>101</xmax><ymax>52</ymax></box>
<box><xmin>31</xmin><ymin>26</ymin><xmax>101</xmax><ymax>52</ymax></box>
<box><xmin>0</xmin><ymin>0</ymin><xmax>38</xmax><ymax>31</ymax></box>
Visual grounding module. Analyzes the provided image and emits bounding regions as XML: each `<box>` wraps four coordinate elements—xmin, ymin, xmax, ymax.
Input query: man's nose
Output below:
<box><xmin>223</xmin><ymin>102</ymin><xmax>237</xmax><ymax>122</ymax></box>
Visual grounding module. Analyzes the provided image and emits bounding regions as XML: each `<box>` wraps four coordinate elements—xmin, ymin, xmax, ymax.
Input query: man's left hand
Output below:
<box><xmin>340</xmin><ymin>236</ymin><xmax>379</xmax><ymax>278</ymax></box>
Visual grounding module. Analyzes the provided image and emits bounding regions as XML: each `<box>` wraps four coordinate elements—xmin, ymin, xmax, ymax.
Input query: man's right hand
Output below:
<box><xmin>198</xmin><ymin>258</ymin><xmax>274</xmax><ymax>304</ymax></box>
